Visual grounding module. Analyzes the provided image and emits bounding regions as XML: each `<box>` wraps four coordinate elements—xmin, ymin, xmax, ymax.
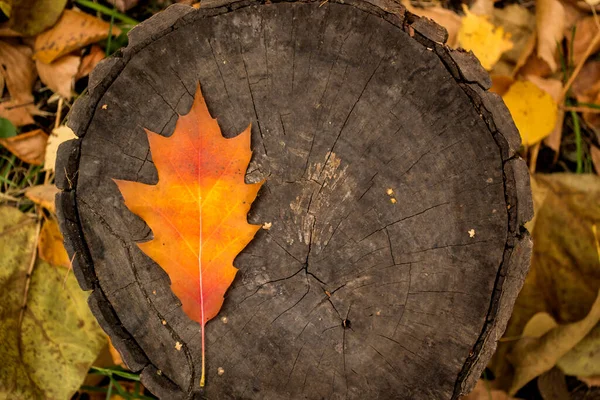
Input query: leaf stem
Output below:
<box><xmin>74</xmin><ymin>0</ymin><xmax>139</xmax><ymax>26</ymax></box>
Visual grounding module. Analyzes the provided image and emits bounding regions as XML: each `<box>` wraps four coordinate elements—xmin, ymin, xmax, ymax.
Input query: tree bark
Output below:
<box><xmin>56</xmin><ymin>1</ymin><xmax>533</xmax><ymax>398</ymax></box>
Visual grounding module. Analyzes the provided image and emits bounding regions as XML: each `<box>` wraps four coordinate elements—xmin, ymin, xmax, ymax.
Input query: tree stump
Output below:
<box><xmin>56</xmin><ymin>1</ymin><xmax>533</xmax><ymax>398</ymax></box>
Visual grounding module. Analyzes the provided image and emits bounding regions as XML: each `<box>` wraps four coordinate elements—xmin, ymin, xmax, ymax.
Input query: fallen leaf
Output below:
<box><xmin>580</xmin><ymin>375</ymin><xmax>600</xmax><ymax>387</ymax></box>
<box><xmin>402</xmin><ymin>2</ymin><xmax>462</xmax><ymax>47</ymax></box>
<box><xmin>0</xmin><ymin>129</ymin><xmax>48</xmax><ymax>165</ymax></box>
<box><xmin>490</xmin><ymin>174</ymin><xmax>600</xmax><ymax>390</ymax></box>
<box><xmin>507</xmin><ymin>291</ymin><xmax>600</xmax><ymax>395</ymax></box>
<box><xmin>0</xmin><ymin>116</ymin><xmax>16</xmax><ymax>138</ymax></box>
<box><xmin>107</xmin><ymin>337</ymin><xmax>124</xmax><ymax>367</ymax></box>
<box><xmin>461</xmin><ymin>380</ymin><xmax>519</xmax><ymax>399</ymax></box>
<box><xmin>44</xmin><ymin>125</ymin><xmax>77</xmax><ymax>171</ymax></box>
<box><xmin>470</xmin><ymin>0</ymin><xmax>494</xmax><ymax>17</ymax></box>
<box><xmin>33</xmin><ymin>10</ymin><xmax>122</xmax><ymax>64</ymax></box>
<box><xmin>76</xmin><ymin>45</ymin><xmax>104</xmax><ymax>80</ymax></box>
<box><xmin>458</xmin><ymin>5</ymin><xmax>513</xmax><ymax>70</ymax></box>
<box><xmin>113</xmin><ymin>0</ymin><xmax>139</xmax><ymax>12</ymax></box>
<box><xmin>557</xmin><ymin>323</ymin><xmax>600</xmax><ymax>377</ymax></box>
<box><xmin>526</xmin><ymin>75</ymin><xmax>564</xmax><ymax>153</ymax></box>
<box><xmin>537</xmin><ymin>368</ymin><xmax>571</xmax><ymax>400</ymax></box>
<box><xmin>502</xmin><ymin>80</ymin><xmax>558</xmax><ymax>146</ymax></box>
<box><xmin>115</xmin><ymin>84</ymin><xmax>262</xmax><ymax>384</ymax></box>
<box><xmin>5</xmin><ymin>0</ymin><xmax>67</xmax><ymax>36</ymax></box>
<box><xmin>536</xmin><ymin>0</ymin><xmax>565</xmax><ymax>72</ymax></box>
<box><xmin>572</xmin><ymin>60</ymin><xmax>600</xmax><ymax>98</ymax></box>
<box><xmin>0</xmin><ymin>40</ymin><xmax>38</xmax><ymax>126</ymax></box>
<box><xmin>36</xmin><ymin>54</ymin><xmax>80</xmax><ymax>99</ymax></box>
<box><xmin>592</xmin><ymin>145</ymin><xmax>600</xmax><ymax>175</ymax></box>
<box><xmin>569</xmin><ymin>17</ymin><xmax>600</xmax><ymax>67</ymax></box>
<box><xmin>37</xmin><ymin>217</ymin><xmax>69</xmax><ymax>268</ymax></box>
<box><xmin>579</xmin><ymin>89</ymin><xmax>600</xmax><ymax>140</ymax></box>
<box><xmin>490</xmin><ymin>75</ymin><xmax>515</xmax><ymax>96</ymax></box>
<box><xmin>24</xmin><ymin>184</ymin><xmax>59</xmax><ymax>212</ymax></box>
<box><xmin>493</xmin><ymin>4</ymin><xmax>535</xmax><ymax>65</ymax></box>
<box><xmin>0</xmin><ymin>206</ymin><xmax>106</xmax><ymax>399</ymax></box>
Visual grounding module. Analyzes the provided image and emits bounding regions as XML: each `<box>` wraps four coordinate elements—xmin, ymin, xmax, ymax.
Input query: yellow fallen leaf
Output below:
<box><xmin>36</xmin><ymin>55</ymin><xmax>81</xmax><ymax>99</ymax></box>
<box><xmin>44</xmin><ymin>125</ymin><xmax>77</xmax><ymax>172</ymax></box>
<box><xmin>507</xmin><ymin>290</ymin><xmax>600</xmax><ymax>395</ymax></box>
<box><xmin>458</xmin><ymin>5</ymin><xmax>513</xmax><ymax>70</ymax></box>
<box><xmin>38</xmin><ymin>217</ymin><xmax>70</xmax><ymax>268</ymax></box>
<box><xmin>33</xmin><ymin>10</ymin><xmax>121</xmax><ymax>64</ymax></box>
<box><xmin>502</xmin><ymin>81</ymin><xmax>557</xmax><ymax>146</ymax></box>
<box><xmin>24</xmin><ymin>184</ymin><xmax>59</xmax><ymax>213</ymax></box>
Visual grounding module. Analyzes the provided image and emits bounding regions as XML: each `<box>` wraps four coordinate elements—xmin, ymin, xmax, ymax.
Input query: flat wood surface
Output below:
<box><xmin>56</xmin><ymin>1</ymin><xmax>533</xmax><ymax>398</ymax></box>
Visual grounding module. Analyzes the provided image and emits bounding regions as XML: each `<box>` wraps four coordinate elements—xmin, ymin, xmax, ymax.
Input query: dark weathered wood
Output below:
<box><xmin>56</xmin><ymin>1</ymin><xmax>533</xmax><ymax>398</ymax></box>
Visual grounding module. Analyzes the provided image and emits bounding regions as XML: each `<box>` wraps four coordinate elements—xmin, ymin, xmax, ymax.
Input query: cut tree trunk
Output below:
<box><xmin>56</xmin><ymin>1</ymin><xmax>533</xmax><ymax>399</ymax></box>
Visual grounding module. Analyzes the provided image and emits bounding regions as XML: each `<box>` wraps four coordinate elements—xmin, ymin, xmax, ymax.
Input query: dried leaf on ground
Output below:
<box><xmin>115</xmin><ymin>84</ymin><xmax>263</xmax><ymax>383</ymax></box>
<box><xmin>458</xmin><ymin>6</ymin><xmax>513</xmax><ymax>70</ymax></box>
<box><xmin>536</xmin><ymin>0</ymin><xmax>565</xmax><ymax>72</ymax></box>
<box><xmin>507</xmin><ymin>291</ymin><xmax>600</xmax><ymax>395</ymax></box>
<box><xmin>44</xmin><ymin>125</ymin><xmax>77</xmax><ymax>171</ymax></box>
<box><xmin>37</xmin><ymin>217</ymin><xmax>69</xmax><ymax>268</ymax></box>
<box><xmin>0</xmin><ymin>129</ymin><xmax>48</xmax><ymax>165</ymax></box>
<box><xmin>33</xmin><ymin>10</ymin><xmax>122</xmax><ymax>64</ymax></box>
<box><xmin>502</xmin><ymin>80</ymin><xmax>557</xmax><ymax>146</ymax></box>
<box><xmin>0</xmin><ymin>40</ymin><xmax>38</xmax><ymax>126</ymax></box>
<box><xmin>572</xmin><ymin>60</ymin><xmax>600</xmax><ymax>98</ymax></box>
<box><xmin>557</xmin><ymin>323</ymin><xmax>600</xmax><ymax>377</ymax></box>
<box><xmin>0</xmin><ymin>206</ymin><xmax>106</xmax><ymax>399</ymax></box>
<box><xmin>537</xmin><ymin>368</ymin><xmax>571</xmax><ymax>400</ymax></box>
<box><xmin>24</xmin><ymin>184</ymin><xmax>58</xmax><ymax>212</ymax></box>
<box><xmin>569</xmin><ymin>17</ymin><xmax>600</xmax><ymax>67</ymax></box>
<box><xmin>402</xmin><ymin>2</ymin><xmax>462</xmax><ymax>47</ymax></box>
<box><xmin>4</xmin><ymin>0</ymin><xmax>67</xmax><ymax>36</ymax></box>
<box><xmin>113</xmin><ymin>0</ymin><xmax>139</xmax><ymax>12</ymax></box>
<box><xmin>493</xmin><ymin>4</ymin><xmax>535</xmax><ymax>65</ymax></box>
<box><xmin>490</xmin><ymin>75</ymin><xmax>515</xmax><ymax>96</ymax></box>
<box><xmin>36</xmin><ymin>54</ymin><xmax>80</xmax><ymax>99</ymax></box>
<box><xmin>76</xmin><ymin>45</ymin><xmax>104</xmax><ymax>80</ymax></box>
<box><xmin>490</xmin><ymin>173</ymin><xmax>600</xmax><ymax>390</ymax></box>
<box><xmin>462</xmin><ymin>380</ymin><xmax>519</xmax><ymax>399</ymax></box>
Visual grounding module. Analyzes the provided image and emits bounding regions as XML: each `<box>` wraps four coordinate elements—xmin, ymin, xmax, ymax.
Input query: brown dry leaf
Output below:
<box><xmin>402</xmin><ymin>1</ymin><xmax>462</xmax><ymax>47</ymax></box>
<box><xmin>24</xmin><ymin>184</ymin><xmax>58</xmax><ymax>213</ymax></box>
<box><xmin>44</xmin><ymin>125</ymin><xmax>77</xmax><ymax>171</ymax></box>
<box><xmin>490</xmin><ymin>173</ymin><xmax>600</xmax><ymax>391</ymax></box>
<box><xmin>592</xmin><ymin>146</ymin><xmax>600</xmax><ymax>175</ymax></box>
<box><xmin>470</xmin><ymin>0</ymin><xmax>494</xmax><ymax>17</ymax></box>
<box><xmin>6</xmin><ymin>0</ymin><xmax>68</xmax><ymax>36</ymax></box>
<box><xmin>526</xmin><ymin>75</ymin><xmax>564</xmax><ymax>153</ymax></box>
<box><xmin>0</xmin><ymin>40</ymin><xmax>38</xmax><ymax>126</ymax></box>
<box><xmin>462</xmin><ymin>380</ymin><xmax>520</xmax><ymax>399</ymax></box>
<box><xmin>580</xmin><ymin>375</ymin><xmax>600</xmax><ymax>386</ymax></box>
<box><xmin>578</xmin><ymin>89</ymin><xmax>600</xmax><ymax>140</ymax></box>
<box><xmin>490</xmin><ymin>75</ymin><xmax>515</xmax><ymax>96</ymax></box>
<box><xmin>458</xmin><ymin>5</ymin><xmax>513</xmax><ymax>70</ymax></box>
<box><xmin>493</xmin><ymin>4</ymin><xmax>535</xmax><ymax>66</ymax></box>
<box><xmin>0</xmin><ymin>129</ymin><xmax>47</xmax><ymax>165</ymax></box>
<box><xmin>33</xmin><ymin>10</ymin><xmax>122</xmax><ymax>64</ymax></box>
<box><xmin>570</xmin><ymin>17</ymin><xmax>600</xmax><ymax>67</ymax></box>
<box><xmin>537</xmin><ymin>368</ymin><xmax>570</xmax><ymax>400</ymax></box>
<box><xmin>38</xmin><ymin>217</ymin><xmax>69</xmax><ymax>268</ymax></box>
<box><xmin>507</xmin><ymin>291</ymin><xmax>600</xmax><ymax>395</ymax></box>
<box><xmin>572</xmin><ymin>60</ymin><xmax>600</xmax><ymax>98</ymax></box>
<box><xmin>76</xmin><ymin>45</ymin><xmax>104</xmax><ymax>80</ymax></box>
<box><xmin>536</xmin><ymin>0</ymin><xmax>565</xmax><ymax>72</ymax></box>
<box><xmin>36</xmin><ymin>54</ymin><xmax>80</xmax><ymax>99</ymax></box>
<box><xmin>557</xmin><ymin>323</ymin><xmax>600</xmax><ymax>377</ymax></box>
<box><xmin>113</xmin><ymin>0</ymin><xmax>139</xmax><ymax>12</ymax></box>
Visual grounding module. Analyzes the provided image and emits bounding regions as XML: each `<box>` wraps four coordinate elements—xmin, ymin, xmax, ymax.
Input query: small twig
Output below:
<box><xmin>63</xmin><ymin>252</ymin><xmax>77</xmax><ymax>288</ymax></box>
<box><xmin>18</xmin><ymin>212</ymin><xmax>42</xmax><ymax>329</ymax></box>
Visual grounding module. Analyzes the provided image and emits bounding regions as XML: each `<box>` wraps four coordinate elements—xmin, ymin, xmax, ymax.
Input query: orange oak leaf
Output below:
<box><xmin>115</xmin><ymin>84</ymin><xmax>262</xmax><ymax>386</ymax></box>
